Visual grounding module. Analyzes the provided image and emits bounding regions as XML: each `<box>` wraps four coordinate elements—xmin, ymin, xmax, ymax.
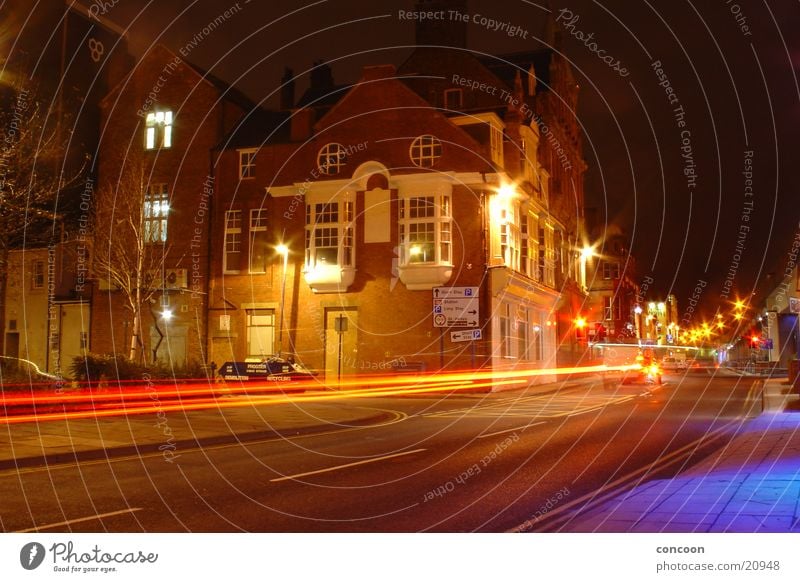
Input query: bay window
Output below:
<box><xmin>304</xmin><ymin>195</ymin><xmax>355</xmax><ymax>292</ymax></box>
<box><xmin>399</xmin><ymin>194</ymin><xmax>452</xmax><ymax>265</ymax></box>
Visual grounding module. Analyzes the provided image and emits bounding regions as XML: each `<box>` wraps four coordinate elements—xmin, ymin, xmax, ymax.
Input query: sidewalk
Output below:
<box><xmin>0</xmin><ymin>373</ymin><xmax>601</xmax><ymax>471</ymax></box>
<box><xmin>561</xmin><ymin>378</ymin><xmax>800</xmax><ymax>532</ymax></box>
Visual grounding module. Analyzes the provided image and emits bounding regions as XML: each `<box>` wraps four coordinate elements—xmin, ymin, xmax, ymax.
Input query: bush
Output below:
<box><xmin>71</xmin><ymin>353</ymin><xmax>130</xmax><ymax>383</ymax></box>
<box><xmin>70</xmin><ymin>353</ymin><xmax>208</xmax><ymax>383</ymax></box>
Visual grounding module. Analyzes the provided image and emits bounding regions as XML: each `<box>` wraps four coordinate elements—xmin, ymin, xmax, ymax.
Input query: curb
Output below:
<box><xmin>0</xmin><ymin>411</ymin><xmax>394</xmax><ymax>471</ymax></box>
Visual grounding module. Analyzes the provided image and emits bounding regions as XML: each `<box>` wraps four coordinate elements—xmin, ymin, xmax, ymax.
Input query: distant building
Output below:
<box><xmin>584</xmin><ymin>228</ymin><xmax>639</xmax><ymax>343</ymax></box>
<box><xmin>758</xmin><ymin>250</ymin><xmax>799</xmax><ymax>367</ymax></box>
<box><xmin>4</xmin><ymin>242</ymin><xmax>90</xmax><ymax>377</ymax></box>
<box><xmin>1</xmin><ymin>1</ymin><xmax>131</xmax><ymax>371</ymax></box>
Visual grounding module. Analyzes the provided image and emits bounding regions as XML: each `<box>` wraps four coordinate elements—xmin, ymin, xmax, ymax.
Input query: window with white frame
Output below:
<box><xmin>499</xmin><ymin>303</ymin><xmax>511</xmax><ymax>359</ymax></box>
<box><xmin>317</xmin><ymin>143</ymin><xmax>347</xmax><ymax>175</ymax></box>
<box><xmin>399</xmin><ymin>194</ymin><xmax>452</xmax><ymax>265</ymax></box>
<box><xmin>521</xmin><ymin>213</ymin><xmax>531</xmax><ymax>277</ymax></box>
<box><xmin>223</xmin><ymin>210</ymin><xmax>242</xmax><ymax>273</ymax></box>
<box><xmin>490</xmin><ymin>124</ymin><xmax>503</xmax><ymax>167</ymax></box>
<box><xmin>32</xmin><ymin>260</ymin><xmax>45</xmax><ymax>289</ymax></box>
<box><xmin>531</xmin><ymin>320</ymin><xmax>544</xmax><ymax>362</ymax></box>
<box><xmin>537</xmin><ymin>223</ymin><xmax>546</xmax><ymax>282</ymax></box>
<box><xmin>409</xmin><ymin>135</ymin><xmax>442</xmax><ymax>168</ymax></box>
<box><xmin>603</xmin><ymin>296</ymin><xmax>614</xmax><ymax>321</ymax></box>
<box><xmin>517</xmin><ymin>306</ymin><xmax>529</xmax><ymax>361</ymax></box>
<box><xmin>246</xmin><ymin>309</ymin><xmax>274</xmax><ymax>358</ymax></box>
<box><xmin>144</xmin><ymin>183</ymin><xmax>169</xmax><ymax>243</ymax></box>
<box><xmin>305</xmin><ymin>200</ymin><xmax>354</xmax><ymax>268</ymax></box>
<box><xmin>145</xmin><ymin>110</ymin><xmax>172</xmax><ymax>150</ymax></box>
<box><xmin>239</xmin><ymin>150</ymin><xmax>256</xmax><ymax>179</ymax></box>
<box><xmin>544</xmin><ymin>224</ymin><xmax>555</xmax><ymax>287</ymax></box>
<box><xmin>500</xmin><ymin>205</ymin><xmax>520</xmax><ymax>271</ymax></box>
<box><xmin>249</xmin><ymin>209</ymin><xmax>269</xmax><ymax>273</ymax></box>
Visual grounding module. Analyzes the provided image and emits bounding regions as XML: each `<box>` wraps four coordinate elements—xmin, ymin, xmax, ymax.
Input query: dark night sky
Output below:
<box><xmin>100</xmin><ymin>1</ymin><xmax>800</xmax><ymax>318</ymax></box>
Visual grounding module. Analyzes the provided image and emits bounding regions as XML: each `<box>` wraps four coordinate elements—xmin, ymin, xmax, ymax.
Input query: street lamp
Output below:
<box><xmin>276</xmin><ymin>244</ymin><xmax>289</xmax><ymax>357</ymax></box>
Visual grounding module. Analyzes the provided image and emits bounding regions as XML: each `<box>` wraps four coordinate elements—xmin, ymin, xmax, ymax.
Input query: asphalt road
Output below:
<box><xmin>0</xmin><ymin>372</ymin><xmax>762</xmax><ymax>532</ymax></box>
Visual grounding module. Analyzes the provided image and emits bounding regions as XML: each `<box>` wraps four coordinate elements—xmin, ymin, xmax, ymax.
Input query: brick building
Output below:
<box><xmin>90</xmin><ymin>45</ymin><xmax>248</xmax><ymax>367</ymax></box>
<box><xmin>204</xmin><ymin>8</ymin><xmax>591</xmax><ymax>383</ymax></box>
<box><xmin>68</xmin><ymin>1</ymin><xmax>594</xmax><ymax>388</ymax></box>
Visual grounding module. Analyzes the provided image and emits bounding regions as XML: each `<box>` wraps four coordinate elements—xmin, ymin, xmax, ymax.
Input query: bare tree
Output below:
<box><xmin>90</xmin><ymin>156</ymin><xmax>171</xmax><ymax>363</ymax></box>
<box><xmin>0</xmin><ymin>82</ymin><xmax>85</xmax><ymax>353</ymax></box>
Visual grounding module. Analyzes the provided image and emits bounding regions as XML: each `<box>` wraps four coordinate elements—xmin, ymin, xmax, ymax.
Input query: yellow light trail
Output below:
<box><xmin>0</xmin><ymin>363</ymin><xmax>637</xmax><ymax>425</ymax></box>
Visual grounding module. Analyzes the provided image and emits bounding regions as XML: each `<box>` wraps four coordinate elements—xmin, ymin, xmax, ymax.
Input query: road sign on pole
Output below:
<box><xmin>451</xmin><ymin>329</ymin><xmax>482</xmax><ymax>342</ymax></box>
<box><xmin>433</xmin><ymin>287</ymin><xmax>480</xmax><ymax>328</ymax></box>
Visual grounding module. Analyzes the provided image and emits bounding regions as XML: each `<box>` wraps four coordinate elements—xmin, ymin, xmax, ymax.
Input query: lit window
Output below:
<box><xmin>531</xmin><ymin>319</ymin><xmax>543</xmax><ymax>362</ymax></box>
<box><xmin>32</xmin><ymin>260</ymin><xmax>45</xmax><ymax>289</ymax></box>
<box><xmin>305</xmin><ymin>199</ymin><xmax>354</xmax><ymax>268</ymax></box>
<box><xmin>223</xmin><ymin>210</ymin><xmax>241</xmax><ymax>273</ymax></box>
<box><xmin>500</xmin><ymin>206</ymin><xmax>521</xmax><ymax>271</ymax></box>
<box><xmin>410</xmin><ymin>135</ymin><xmax>442</xmax><ymax>168</ymax></box>
<box><xmin>239</xmin><ymin>150</ymin><xmax>256</xmax><ymax>179</ymax></box>
<box><xmin>249</xmin><ymin>209</ymin><xmax>269</xmax><ymax>273</ymax></box>
<box><xmin>246</xmin><ymin>309</ymin><xmax>274</xmax><ymax>358</ymax></box>
<box><xmin>317</xmin><ymin>143</ymin><xmax>347</xmax><ymax>175</ymax></box>
<box><xmin>144</xmin><ymin>183</ymin><xmax>169</xmax><ymax>243</ymax></box>
<box><xmin>399</xmin><ymin>194</ymin><xmax>452</xmax><ymax>265</ymax></box>
<box><xmin>544</xmin><ymin>224</ymin><xmax>555</xmax><ymax>287</ymax></box>
<box><xmin>145</xmin><ymin>110</ymin><xmax>173</xmax><ymax>150</ymax></box>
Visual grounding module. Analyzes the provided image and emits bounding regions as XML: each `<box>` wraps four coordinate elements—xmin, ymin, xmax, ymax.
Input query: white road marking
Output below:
<box><xmin>270</xmin><ymin>448</ymin><xmax>427</xmax><ymax>482</ymax></box>
<box><xmin>14</xmin><ymin>508</ymin><xmax>143</xmax><ymax>532</ymax></box>
<box><xmin>477</xmin><ymin>421</ymin><xmax>546</xmax><ymax>439</ymax></box>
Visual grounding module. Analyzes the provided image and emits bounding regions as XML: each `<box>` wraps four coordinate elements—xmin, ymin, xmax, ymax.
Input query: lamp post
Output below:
<box><xmin>276</xmin><ymin>244</ymin><xmax>289</xmax><ymax>357</ymax></box>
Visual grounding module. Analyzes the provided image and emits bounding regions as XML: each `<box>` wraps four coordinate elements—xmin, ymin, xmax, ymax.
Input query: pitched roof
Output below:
<box><xmin>478</xmin><ymin>49</ymin><xmax>553</xmax><ymax>94</ymax></box>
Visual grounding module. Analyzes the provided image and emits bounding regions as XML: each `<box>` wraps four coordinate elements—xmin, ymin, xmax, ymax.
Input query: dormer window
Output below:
<box><xmin>145</xmin><ymin>110</ymin><xmax>172</xmax><ymax>150</ymax></box>
<box><xmin>444</xmin><ymin>88</ymin><xmax>463</xmax><ymax>110</ymax></box>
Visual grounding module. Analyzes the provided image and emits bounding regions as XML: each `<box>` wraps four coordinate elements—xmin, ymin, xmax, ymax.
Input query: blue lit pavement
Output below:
<box><xmin>561</xmin><ymin>379</ymin><xmax>800</xmax><ymax>532</ymax></box>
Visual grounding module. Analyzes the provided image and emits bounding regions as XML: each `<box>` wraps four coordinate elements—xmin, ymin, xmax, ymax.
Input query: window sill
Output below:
<box><xmin>303</xmin><ymin>264</ymin><xmax>356</xmax><ymax>293</ymax></box>
<box><xmin>398</xmin><ymin>263</ymin><xmax>453</xmax><ymax>290</ymax></box>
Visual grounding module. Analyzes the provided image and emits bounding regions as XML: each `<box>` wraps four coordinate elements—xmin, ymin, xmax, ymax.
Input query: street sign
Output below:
<box><xmin>432</xmin><ymin>286</ymin><xmax>479</xmax><ymax>299</ymax></box>
<box><xmin>762</xmin><ymin>338</ymin><xmax>774</xmax><ymax>350</ymax></box>
<box><xmin>433</xmin><ymin>287</ymin><xmax>480</xmax><ymax>328</ymax></box>
<box><xmin>451</xmin><ymin>329</ymin><xmax>482</xmax><ymax>342</ymax></box>
<box><xmin>790</xmin><ymin>297</ymin><xmax>800</xmax><ymax>314</ymax></box>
